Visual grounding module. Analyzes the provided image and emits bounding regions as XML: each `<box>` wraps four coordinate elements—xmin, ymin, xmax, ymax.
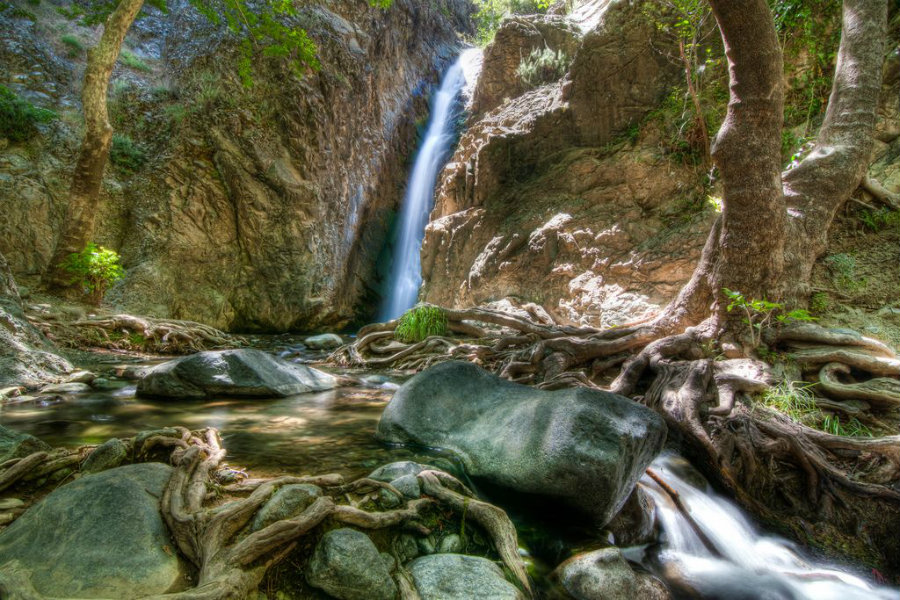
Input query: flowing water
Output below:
<box><xmin>640</xmin><ymin>454</ymin><xmax>899</xmax><ymax>599</ymax></box>
<box><xmin>379</xmin><ymin>48</ymin><xmax>481</xmax><ymax>321</ymax></box>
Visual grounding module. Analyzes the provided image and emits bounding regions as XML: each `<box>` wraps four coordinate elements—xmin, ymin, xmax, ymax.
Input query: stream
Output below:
<box><xmin>2</xmin><ymin>349</ymin><xmax>897</xmax><ymax>599</ymax></box>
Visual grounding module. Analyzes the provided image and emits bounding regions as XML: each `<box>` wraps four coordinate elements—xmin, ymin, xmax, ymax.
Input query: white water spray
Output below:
<box><xmin>379</xmin><ymin>49</ymin><xmax>481</xmax><ymax>322</ymax></box>
<box><xmin>641</xmin><ymin>454</ymin><xmax>899</xmax><ymax>600</ymax></box>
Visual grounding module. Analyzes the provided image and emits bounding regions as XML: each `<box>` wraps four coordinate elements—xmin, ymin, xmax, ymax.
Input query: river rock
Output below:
<box><xmin>0</xmin><ymin>424</ymin><xmax>50</xmax><ymax>463</ymax></box>
<box><xmin>0</xmin><ymin>463</ymin><xmax>183</xmax><ymax>598</ymax></box>
<box><xmin>136</xmin><ymin>349</ymin><xmax>337</xmax><ymax>399</ymax></box>
<box><xmin>407</xmin><ymin>554</ymin><xmax>523</xmax><ymax>600</ymax></box>
<box><xmin>306</xmin><ymin>528</ymin><xmax>397</xmax><ymax>600</ymax></box>
<box><xmin>40</xmin><ymin>382</ymin><xmax>91</xmax><ymax>394</ymax></box>
<box><xmin>81</xmin><ymin>438</ymin><xmax>129</xmax><ymax>474</ymax></box>
<box><xmin>304</xmin><ymin>333</ymin><xmax>344</xmax><ymax>350</ymax></box>
<box><xmin>65</xmin><ymin>370</ymin><xmax>96</xmax><ymax>384</ymax></box>
<box><xmin>608</xmin><ymin>486</ymin><xmax>656</xmax><ymax>546</ymax></box>
<box><xmin>556</xmin><ymin>548</ymin><xmax>668</xmax><ymax>600</ymax></box>
<box><xmin>251</xmin><ymin>484</ymin><xmax>322</xmax><ymax>531</ymax></box>
<box><xmin>377</xmin><ymin>361</ymin><xmax>666</xmax><ymax>525</ymax></box>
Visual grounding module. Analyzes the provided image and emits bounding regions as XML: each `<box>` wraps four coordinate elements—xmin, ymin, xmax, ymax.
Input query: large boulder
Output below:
<box><xmin>0</xmin><ymin>463</ymin><xmax>183</xmax><ymax>598</ymax></box>
<box><xmin>0</xmin><ymin>424</ymin><xmax>50</xmax><ymax>463</ymax></box>
<box><xmin>306</xmin><ymin>528</ymin><xmax>397</xmax><ymax>600</ymax></box>
<box><xmin>407</xmin><ymin>554</ymin><xmax>523</xmax><ymax>600</ymax></box>
<box><xmin>136</xmin><ymin>349</ymin><xmax>337</xmax><ymax>399</ymax></box>
<box><xmin>556</xmin><ymin>548</ymin><xmax>671</xmax><ymax>600</ymax></box>
<box><xmin>376</xmin><ymin>361</ymin><xmax>666</xmax><ymax>525</ymax></box>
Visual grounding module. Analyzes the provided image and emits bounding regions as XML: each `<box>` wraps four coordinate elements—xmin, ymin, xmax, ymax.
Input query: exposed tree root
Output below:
<box><xmin>32</xmin><ymin>313</ymin><xmax>243</xmax><ymax>354</ymax></box>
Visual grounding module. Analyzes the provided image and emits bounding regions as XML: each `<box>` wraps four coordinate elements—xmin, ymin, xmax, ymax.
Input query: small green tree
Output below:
<box><xmin>61</xmin><ymin>242</ymin><xmax>125</xmax><ymax>305</ymax></box>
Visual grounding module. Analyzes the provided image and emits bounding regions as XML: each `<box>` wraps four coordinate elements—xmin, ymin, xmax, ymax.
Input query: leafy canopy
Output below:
<box><xmin>61</xmin><ymin>243</ymin><xmax>125</xmax><ymax>304</ymax></box>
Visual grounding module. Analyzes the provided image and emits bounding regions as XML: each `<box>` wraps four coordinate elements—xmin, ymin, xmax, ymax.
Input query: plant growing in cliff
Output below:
<box><xmin>0</xmin><ymin>85</ymin><xmax>56</xmax><ymax>142</ymax></box>
<box><xmin>109</xmin><ymin>133</ymin><xmax>147</xmax><ymax>172</ymax></box>
<box><xmin>472</xmin><ymin>0</ymin><xmax>552</xmax><ymax>46</ymax></box>
<box><xmin>395</xmin><ymin>305</ymin><xmax>449</xmax><ymax>343</ymax></box>
<box><xmin>61</xmin><ymin>243</ymin><xmax>124</xmax><ymax>305</ymax></box>
<box><xmin>516</xmin><ymin>47</ymin><xmax>570</xmax><ymax>89</ymax></box>
<box><xmin>44</xmin><ymin>0</ymin><xmax>397</xmax><ymax>292</ymax></box>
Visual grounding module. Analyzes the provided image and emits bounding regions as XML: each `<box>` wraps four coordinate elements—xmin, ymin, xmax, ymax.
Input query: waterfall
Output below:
<box><xmin>641</xmin><ymin>454</ymin><xmax>899</xmax><ymax>600</ymax></box>
<box><xmin>379</xmin><ymin>49</ymin><xmax>481</xmax><ymax>322</ymax></box>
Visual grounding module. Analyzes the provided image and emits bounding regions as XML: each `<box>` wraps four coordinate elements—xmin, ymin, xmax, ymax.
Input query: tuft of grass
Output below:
<box><xmin>109</xmin><ymin>133</ymin><xmax>147</xmax><ymax>172</ymax></box>
<box><xmin>394</xmin><ymin>305</ymin><xmax>448</xmax><ymax>343</ymax></box>
<box><xmin>0</xmin><ymin>85</ymin><xmax>57</xmax><ymax>142</ymax></box>
<box><xmin>821</xmin><ymin>414</ymin><xmax>873</xmax><ymax>437</ymax></box>
<box><xmin>823</xmin><ymin>253</ymin><xmax>865</xmax><ymax>292</ymax></box>
<box><xmin>60</xmin><ymin>34</ymin><xmax>85</xmax><ymax>57</ymax></box>
<box><xmin>516</xmin><ymin>47</ymin><xmax>570</xmax><ymax>89</ymax></box>
<box><xmin>762</xmin><ymin>380</ymin><xmax>818</xmax><ymax>422</ymax></box>
<box><xmin>119</xmin><ymin>49</ymin><xmax>152</xmax><ymax>73</ymax></box>
<box><xmin>809</xmin><ymin>291</ymin><xmax>829</xmax><ymax>315</ymax></box>
<box><xmin>859</xmin><ymin>207</ymin><xmax>900</xmax><ymax>232</ymax></box>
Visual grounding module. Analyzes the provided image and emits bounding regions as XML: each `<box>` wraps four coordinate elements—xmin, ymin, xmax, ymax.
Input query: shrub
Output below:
<box><xmin>394</xmin><ymin>305</ymin><xmax>448</xmax><ymax>343</ymax></box>
<box><xmin>109</xmin><ymin>133</ymin><xmax>147</xmax><ymax>172</ymax></box>
<box><xmin>60</xmin><ymin>34</ymin><xmax>84</xmax><ymax>57</ymax></box>
<box><xmin>119</xmin><ymin>49</ymin><xmax>152</xmax><ymax>73</ymax></box>
<box><xmin>0</xmin><ymin>85</ymin><xmax>56</xmax><ymax>142</ymax></box>
<box><xmin>516</xmin><ymin>47</ymin><xmax>570</xmax><ymax>89</ymax></box>
<box><xmin>61</xmin><ymin>243</ymin><xmax>125</xmax><ymax>305</ymax></box>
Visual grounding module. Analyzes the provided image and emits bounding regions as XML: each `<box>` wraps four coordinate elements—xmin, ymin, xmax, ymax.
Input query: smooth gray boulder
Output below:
<box><xmin>136</xmin><ymin>349</ymin><xmax>337</xmax><ymax>399</ymax></box>
<box><xmin>304</xmin><ymin>333</ymin><xmax>344</xmax><ymax>350</ymax></box>
<box><xmin>556</xmin><ymin>548</ymin><xmax>641</xmax><ymax>599</ymax></box>
<box><xmin>250</xmin><ymin>483</ymin><xmax>321</xmax><ymax>531</ymax></box>
<box><xmin>81</xmin><ymin>438</ymin><xmax>129</xmax><ymax>474</ymax></box>
<box><xmin>377</xmin><ymin>361</ymin><xmax>666</xmax><ymax>525</ymax></box>
<box><xmin>0</xmin><ymin>463</ymin><xmax>182</xmax><ymax>598</ymax></box>
<box><xmin>408</xmin><ymin>554</ymin><xmax>523</xmax><ymax>600</ymax></box>
<box><xmin>0</xmin><ymin>424</ymin><xmax>50</xmax><ymax>463</ymax></box>
<box><xmin>306</xmin><ymin>528</ymin><xmax>397</xmax><ymax>600</ymax></box>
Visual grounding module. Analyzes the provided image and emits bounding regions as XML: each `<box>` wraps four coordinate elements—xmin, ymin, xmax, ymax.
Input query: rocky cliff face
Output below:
<box><xmin>421</xmin><ymin>0</ymin><xmax>712</xmax><ymax>327</ymax></box>
<box><xmin>0</xmin><ymin>0</ymin><xmax>470</xmax><ymax>331</ymax></box>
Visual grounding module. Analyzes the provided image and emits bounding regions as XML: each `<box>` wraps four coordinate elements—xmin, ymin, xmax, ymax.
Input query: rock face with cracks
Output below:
<box><xmin>376</xmin><ymin>361</ymin><xmax>667</xmax><ymax>525</ymax></box>
<box><xmin>0</xmin><ymin>463</ymin><xmax>183</xmax><ymax>598</ymax></box>
<box><xmin>136</xmin><ymin>348</ymin><xmax>337</xmax><ymax>399</ymax></box>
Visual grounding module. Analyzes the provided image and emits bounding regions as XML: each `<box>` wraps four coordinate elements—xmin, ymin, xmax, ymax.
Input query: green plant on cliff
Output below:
<box><xmin>395</xmin><ymin>305</ymin><xmax>449</xmax><ymax>343</ymax></box>
<box><xmin>60</xmin><ymin>243</ymin><xmax>125</xmax><ymax>305</ymax></box>
<box><xmin>109</xmin><ymin>133</ymin><xmax>147</xmax><ymax>172</ymax></box>
<box><xmin>516</xmin><ymin>47</ymin><xmax>570</xmax><ymax>89</ymax></box>
<box><xmin>0</xmin><ymin>85</ymin><xmax>57</xmax><ymax>142</ymax></box>
<box><xmin>472</xmin><ymin>0</ymin><xmax>551</xmax><ymax>46</ymax></box>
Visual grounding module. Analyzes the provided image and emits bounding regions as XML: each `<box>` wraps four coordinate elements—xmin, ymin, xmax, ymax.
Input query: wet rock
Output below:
<box><xmin>556</xmin><ymin>548</ymin><xmax>644</xmax><ymax>599</ymax></box>
<box><xmin>306</xmin><ymin>528</ymin><xmax>397</xmax><ymax>600</ymax></box>
<box><xmin>369</xmin><ymin>461</ymin><xmax>436</xmax><ymax>482</ymax></box>
<box><xmin>304</xmin><ymin>333</ymin><xmax>344</xmax><ymax>350</ymax></box>
<box><xmin>136</xmin><ymin>349</ymin><xmax>337</xmax><ymax>399</ymax></box>
<box><xmin>40</xmin><ymin>382</ymin><xmax>91</xmax><ymax>394</ymax></box>
<box><xmin>0</xmin><ymin>463</ymin><xmax>183</xmax><ymax>598</ymax></box>
<box><xmin>394</xmin><ymin>533</ymin><xmax>419</xmax><ymax>563</ymax></box>
<box><xmin>81</xmin><ymin>438</ymin><xmax>129</xmax><ymax>474</ymax></box>
<box><xmin>608</xmin><ymin>486</ymin><xmax>656</xmax><ymax>546</ymax></box>
<box><xmin>65</xmin><ymin>370</ymin><xmax>96</xmax><ymax>384</ymax></box>
<box><xmin>0</xmin><ymin>424</ymin><xmax>50</xmax><ymax>463</ymax></box>
<box><xmin>407</xmin><ymin>554</ymin><xmax>523</xmax><ymax>600</ymax></box>
<box><xmin>377</xmin><ymin>361</ymin><xmax>666</xmax><ymax>525</ymax></box>
<box><xmin>437</xmin><ymin>533</ymin><xmax>463</xmax><ymax>554</ymax></box>
<box><xmin>251</xmin><ymin>484</ymin><xmax>322</xmax><ymax>531</ymax></box>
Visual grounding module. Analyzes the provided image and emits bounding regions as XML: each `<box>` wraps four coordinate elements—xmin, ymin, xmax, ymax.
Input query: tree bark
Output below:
<box><xmin>780</xmin><ymin>0</ymin><xmax>887</xmax><ymax>302</ymax></box>
<box><xmin>43</xmin><ymin>0</ymin><xmax>145</xmax><ymax>291</ymax></box>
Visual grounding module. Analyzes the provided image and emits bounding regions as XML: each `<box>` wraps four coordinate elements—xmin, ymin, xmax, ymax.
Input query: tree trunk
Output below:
<box><xmin>43</xmin><ymin>0</ymin><xmax>145</xmax><ymax>291</ymax></box>
<box><xmin>780</xmin><ymin>0</ymin><xmax>887</xmax><ymax>302</ymax></box>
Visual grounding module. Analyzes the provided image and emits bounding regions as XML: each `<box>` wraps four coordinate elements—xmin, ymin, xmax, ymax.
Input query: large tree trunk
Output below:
<box><xmin>780</xmin><ymin>0</ymin><xmax>888</xmax><ymax>302</ymax></box>
<box><xmin>43</xmin><ymin>0</ymin><xmax>145</xmax><ymax>291</ymax></box>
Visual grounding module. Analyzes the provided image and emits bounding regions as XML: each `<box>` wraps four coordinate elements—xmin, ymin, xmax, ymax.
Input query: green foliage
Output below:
<box><xmin>723</xmin><ymin>288</ymin><xmax>815</xmax><ymax>348</ymax></box>
<box><xmin>118</xmin><ymin>49</ymin><xmax>152</xmax><ymax>72</ymax></box>
<box><xmin>821</xmin><ymin>414</ymin><xmax>873</xmax><ymax>438</ymax></box>
<box><xmin>60</xmin><ymin>34</ymin><xmax>85</xmax><ymax>57</ymax></box>
<box><xmin>809</xmin><ymin>291</ymin><xmax>829</xmax><ymax>315</ymax></box>
<box><xmin>823</xmin><ymin>253</ymin><xmax>865</xmax><ymax>293</ymax></box>
<box><xmin>394</xmin><ymin>305</ymin><xmax>449</xmax><ymax>343</ymax></box>
<box><xmin>0</xmin><ymin>85</ymin><xmax>57</xmax><ymax>142</ymax></box>
<box><xmin>762</xmin><ymin>380</ymin><xmax>818</xmax><ymax>422</ymax></box>
<box><xmin>471</xmin><ymin>0</ymin><xmax>551</xmax><ymax>46</ymax></box>
<box><xmin>60</xmin><ymin>243</ymin><xmax>125</xmax><ymax>305</ymax></box>
<box><xmin>109</xmin><ymin>133</ymin><xmax>147</xmax><ymax>172</ymax></box>
<box><xmin>516</xmin><ymin>47</ymin><xmax>570</xmax><ymax>89</ymax></box>
<box><xmin>859</xmin><ymin>207</ymin><xmax>900</xmax><ymax>232</ymax></box>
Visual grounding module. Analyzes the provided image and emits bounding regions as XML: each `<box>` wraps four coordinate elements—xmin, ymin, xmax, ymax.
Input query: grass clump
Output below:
<box><xmin>60</xmin><ymin>34</ymin><xmax>85</xmax><ymax>57</ymax></box>
<box><xmin>109</xmin><ymin>133</ymin><xmax>147</xmax><ymax>172</ymax></box>
<box><xmin>823</xmin><ymin>253</ymin><xmax>865</xmax><ymax>292</ymax></box>
<box><xmin>821</xmin><ymin>414</ymin><xmax>872</xmax><ymax>438</ymax></box>
<box><xmin>119</xmin><ymin>49</ymin><xmax>152</xmax><ymax>73</ymax></box>
<box><xmin>394</xmin><ymin>305</ymin><xmax>448</xmax><ymax>343</ymax></box>
<box><xmin>762</xmin><ymin>380</ymin><xmax>818</xmax><ymax>422</ymax></box>
<box><xmin>859</xmin><ymin>207</ymin><xmax>900</xmax><ymax>232</ymax></box>
<box><xmin>516</xmin><ymin>47</ymin><xmax>570</xmax><ymax>89</ymax></box>
<box><xmin>0</xmin><ymin>85</ymin><xmax>56</xmax><ymax>142</ymax></box>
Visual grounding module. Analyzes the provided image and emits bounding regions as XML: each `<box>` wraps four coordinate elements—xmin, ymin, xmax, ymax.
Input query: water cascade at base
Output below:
<box><xmin>641</xmin><ymin>454</ymin><xmax>899</xmax><ymax>600</ymax></box>
<box><xmin>379</xmin><ymin>49</ymin><xmax>481</xmax><ymax>322</ymax></box>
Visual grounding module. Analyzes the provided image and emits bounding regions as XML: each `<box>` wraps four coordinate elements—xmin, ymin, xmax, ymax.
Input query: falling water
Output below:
<box><xmin>641</xmin><ymin>454</ymin><xmax>899</xmax><ymax>600</ymax></box>
<box><xmin>379</xmin><ymin>49</ymin><xmax>481</xmax><ymax>322</ymax></box>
